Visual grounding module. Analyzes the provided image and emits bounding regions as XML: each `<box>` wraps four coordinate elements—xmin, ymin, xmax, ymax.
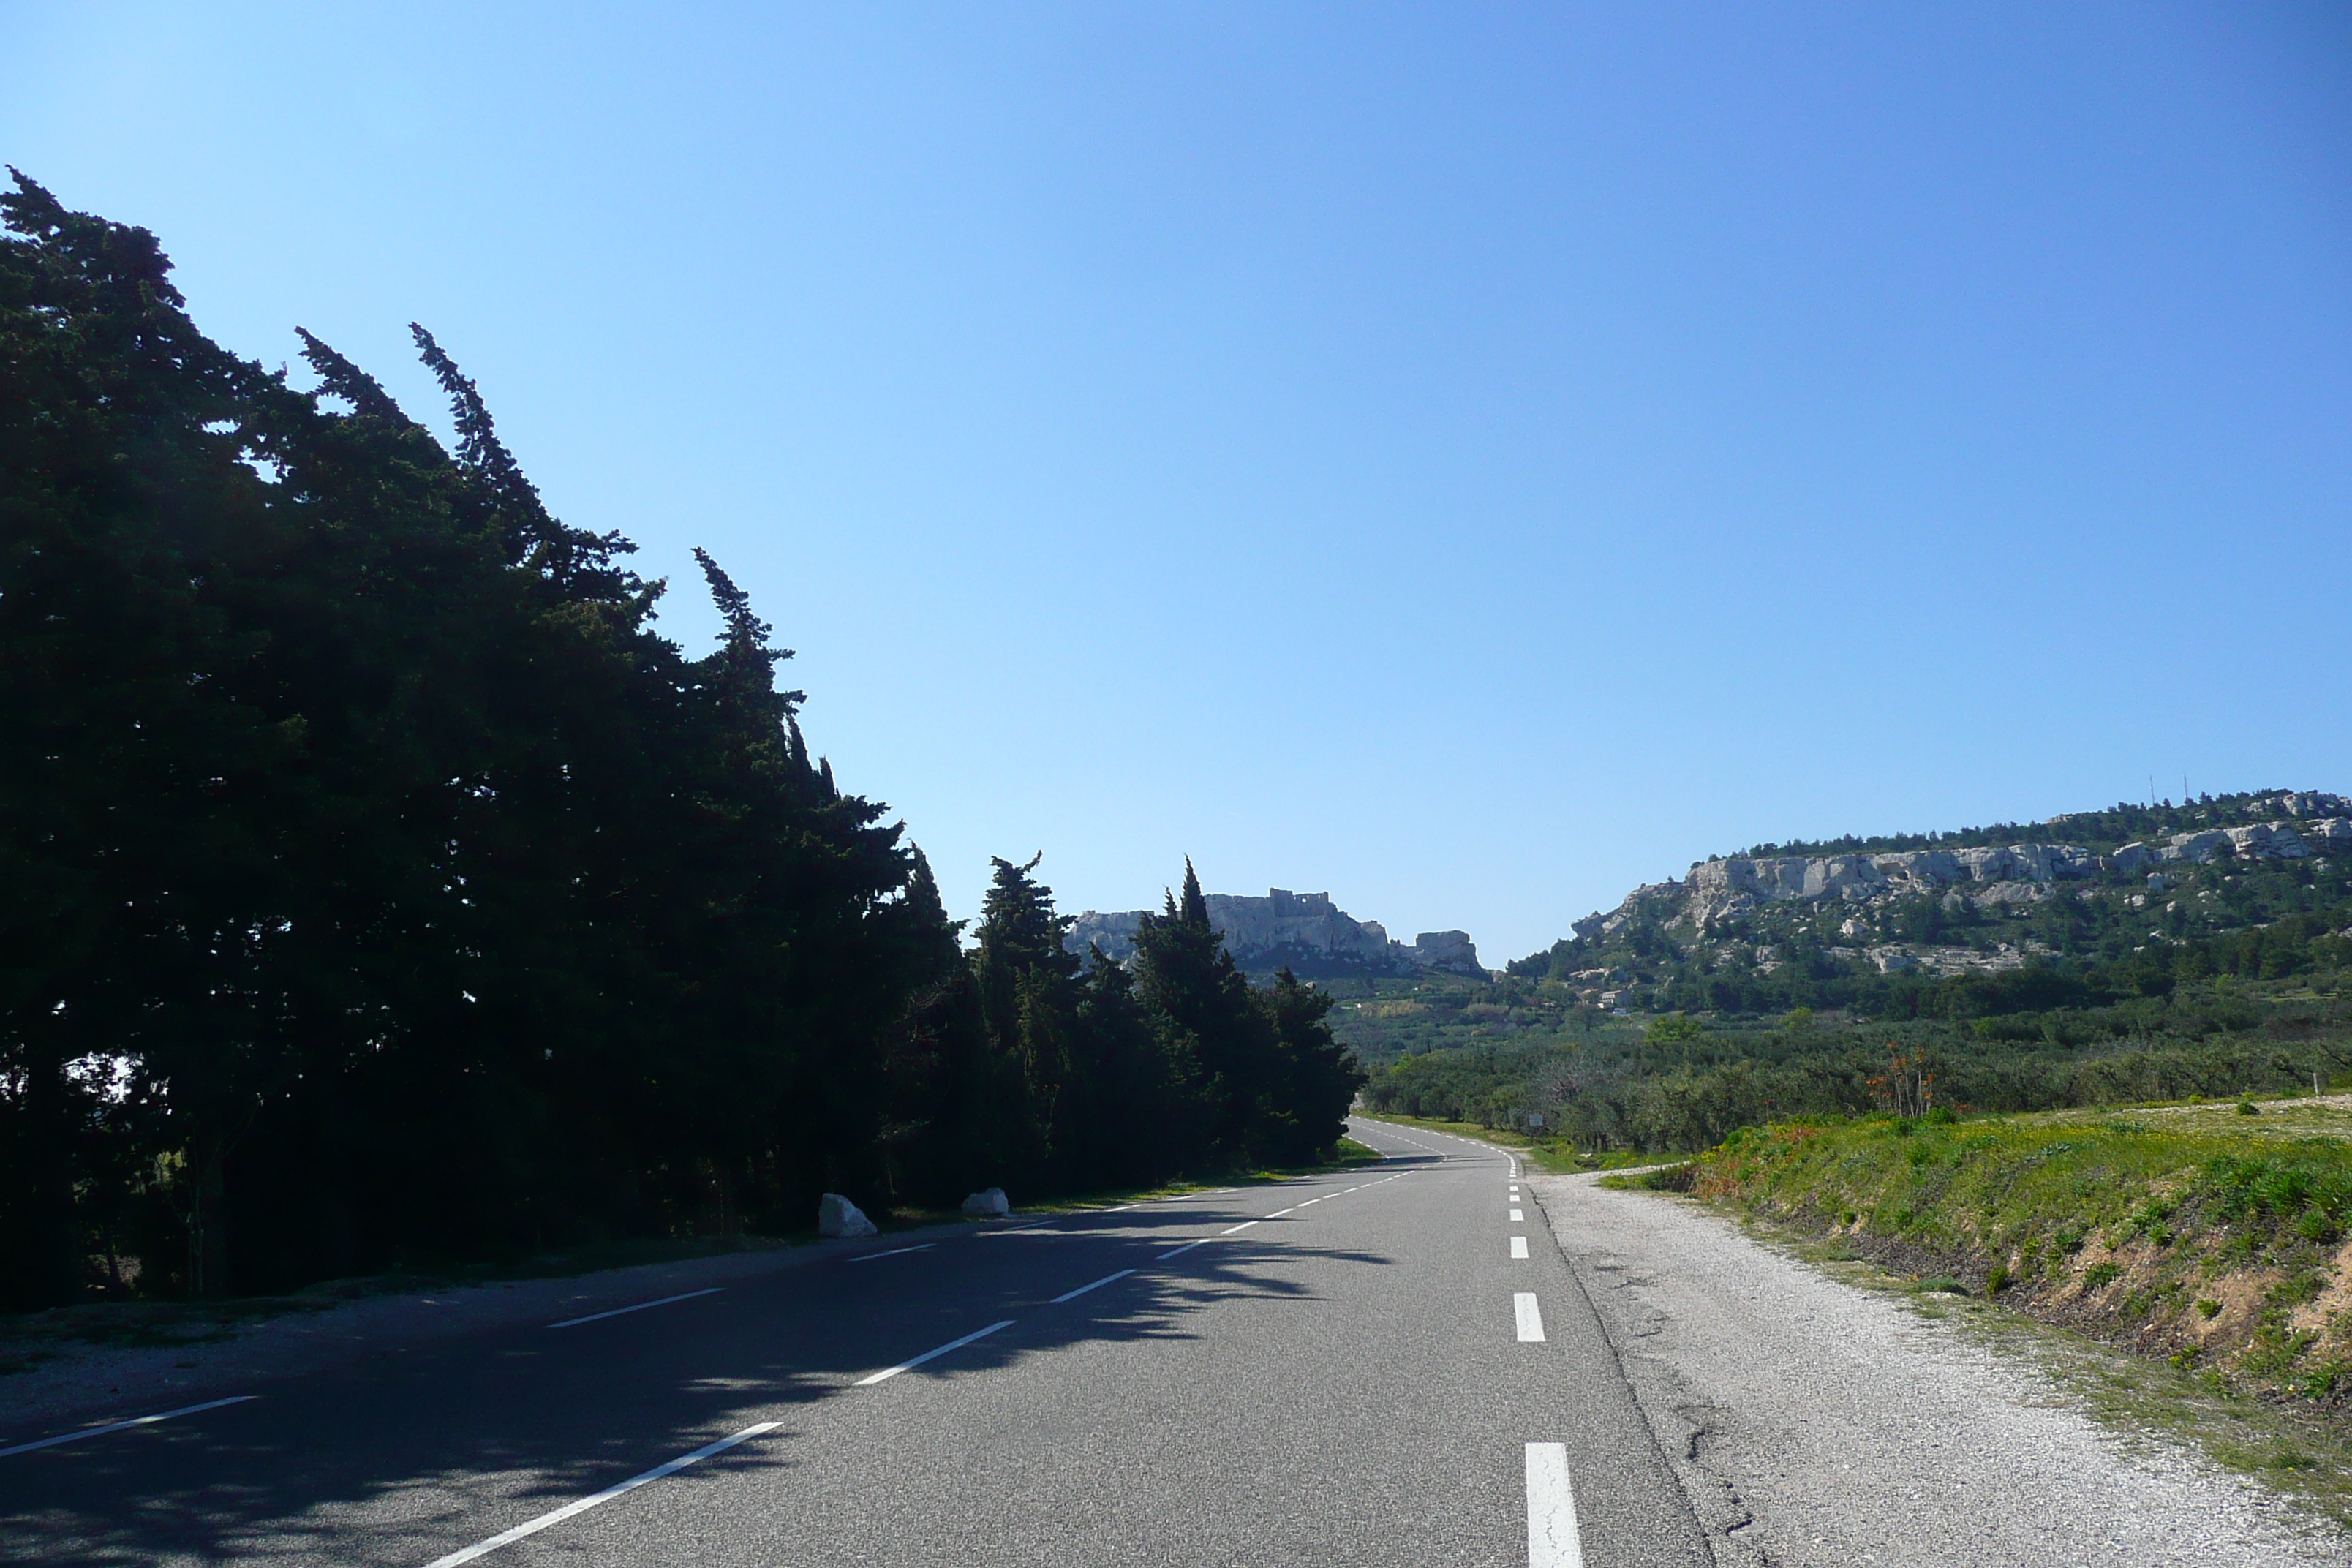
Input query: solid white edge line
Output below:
<box><xmin>1515</xmin><ymin>1292</ymin><xmax>1546</xmax><ymax>1343</ymax></box>
<box><xmin>421</xmin><ymin>1421</ymin><xmax>778</xmax><ymax>1568</ymax></box>
<box><xmin>847</xmin><ymin>1244</ymin><xmax>936</xmax><ymax>1263</ymax></box>
<box><xmin>548</xmin><ymin>1287</ymin><xmax>723</xmax><ymax>1330</ymax></box>
<box><xmin>1526</xmin><ymin>1441</ymin><xmax>1584</xmax><ymax>1568</ymax></box>
<box><xmin>1511</xmin><ymin>1236</ymin><xmax>1530</xmax><ymax>1259</ymax></box>
<box><xmin>0</xmin><ymin>1395</ymin><xmax>257</xmax><ymax>1459</ymax></box>
<box><xmin>1156</xmin><ymin>1237</ymin><xmax>1210</xmax><ymax>1260</ymax></box>
<box><xmin>1050</xmin><ymin>1268</ymin><xmax>1137</xmax><ymax>1304</ymax></box>
<box><xmin>854</xmin><ymin>1319</ymin><xmax>1015</xmax><ymax>1387</ymax></box>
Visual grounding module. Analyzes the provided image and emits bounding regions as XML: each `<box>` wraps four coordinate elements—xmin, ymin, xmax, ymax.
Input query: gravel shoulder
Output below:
<box><xmin>0</xmin><ymin>1221</ymin><xmax>982</xmax><ymax>1441</ymax></box>
<box><xmin>1529</xmin><ymin>1169</ymin><xmax>2350</xmax><ymax>1567</ymax></box>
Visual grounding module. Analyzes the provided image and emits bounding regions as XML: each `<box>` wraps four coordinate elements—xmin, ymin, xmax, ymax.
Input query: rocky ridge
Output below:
<box><xmin>1066</xmin><ymin>888</ymin><xmax>1486</xmax><ymax>979</ymax></box>
<box><xmin>1578</xmin><ymin>810</ymin><xmax>2352</xmax><ymax>944</ymax></box>
<box><xmin>1548</xmin><ymin>791</ymin><xmax>2351</xmax><ymax>1006</ymax></box>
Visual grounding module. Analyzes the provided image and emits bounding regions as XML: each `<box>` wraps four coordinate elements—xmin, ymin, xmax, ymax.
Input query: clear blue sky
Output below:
<box><xmin>8</xmin><ymin>3</ymin><xmax>2350</xmax><ymax>962</ymax></box>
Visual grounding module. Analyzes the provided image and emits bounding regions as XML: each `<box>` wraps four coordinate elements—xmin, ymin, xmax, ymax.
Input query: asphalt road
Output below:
<box><xmin>0</xmin><ymin>1117</ymin><xmax>1707</xmax><ymax>1567</ymax></box>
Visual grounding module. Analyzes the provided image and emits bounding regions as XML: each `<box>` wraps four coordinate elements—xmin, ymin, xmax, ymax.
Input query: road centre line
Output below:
<box><xmin>1525</xmin><ymin>1441</ymin><xmax>1586</xmax><ymax>1568</ymax></box>
<box><xmin>548</xmin><ymin>1289</ymin><xmax>723</xmax><ymax>1330</ymax></box>
<box><xmin>1509</xmin><ymin>1208</ymin><xmax>1525</xmax><ymax>1221</ymax></box>
<box><xmin>1156</xmin><ymin>1237</ymin><xmax>1210</xmax><ymax>1261</ymax></box>
<box><xmin>422</xmin><ymin>1422</ymin><xmax>777</xmax><ymax>1567</ymax></box>
<box><xmin>1515</xmin><ymin>1292</ymin><xmax>1546</xmax><ymax>1343</ymax></box>
<box><xmin>1050</xmin><ymin>1269</ymin><xmax>1137</xmax><ymax>1304</ymax></box>
<box><xmin>1267</xmin><ymin>1207</ymin><xmax>1296</xmax><ymax>1218</ymax></box>
<box><xmin>0</xmin><ymin>1395</ymin><xmax>256</xmax><ymax>1460</ymax></box>
<box><xmin>855</xmin><ymin>1319</ymin><xmax>1015</xmax><ymax>1387</ymax></box>
<box><xmin>848</xmin><ymin>1244</ymin><xmax>935</xmax><ymax>1263</ymax></box>
<box><xmin>1220</xmin><ymin>1220</ymin><xmax>1259</xmax><ymax>1235</ymax></box>
<box><xmin>1511</xmin><ymin>1237</ymin><xmax>1530</xmax><ymax>1259</ymax></box>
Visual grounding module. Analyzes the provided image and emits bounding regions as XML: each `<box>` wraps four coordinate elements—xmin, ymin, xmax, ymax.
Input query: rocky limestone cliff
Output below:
<box><xmin>1632</xmin><ymin>817</ymin><xmax>2352</xmax><ymax>937</ymax></box>
<box><xmin>1066</xmin><ymin>889</ymin><xmax>1487</xmax><ymax>979</ymax></box>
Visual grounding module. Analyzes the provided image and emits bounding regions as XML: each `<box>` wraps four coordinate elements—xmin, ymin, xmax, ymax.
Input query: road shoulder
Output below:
<box><xmin>1529</xmin><ymin>1169</ymin><xmax>2345</xmax><ymax>1567</ymax></box>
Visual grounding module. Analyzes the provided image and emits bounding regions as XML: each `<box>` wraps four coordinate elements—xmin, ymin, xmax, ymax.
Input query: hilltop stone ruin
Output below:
<box><xmin>1066</xmin><ymin>888</ymin><xmax>1487</xmax><ymax>979</ymax></box>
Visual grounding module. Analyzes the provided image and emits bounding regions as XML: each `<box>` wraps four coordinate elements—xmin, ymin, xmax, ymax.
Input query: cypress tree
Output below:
<box><xmin>1256</xmin><ymin>967</ymin><xmax>1368</xmax><ymax>1165</ymax></box>
<box><xmin>1131</xmin><ymin>860</ymin><xmax>1278</xmax><ymax>1164</ymax></box>
<box><xmin>0</xmin><ymin>173</ymin><xmax>944</xmax><ymax>1299</ymax></box>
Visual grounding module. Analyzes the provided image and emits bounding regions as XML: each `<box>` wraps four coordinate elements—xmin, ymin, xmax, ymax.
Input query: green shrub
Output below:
<box><xmin>2082</xmin><ymin>1262</ymin><xmax>2122</xmax><ymax>1288</ymax></box>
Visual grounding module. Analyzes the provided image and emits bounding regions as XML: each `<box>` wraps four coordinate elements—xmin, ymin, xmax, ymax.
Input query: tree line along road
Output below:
<box><xmin>0</xmin><ymin>1117</ymin><xmax>1707</xmax><ymax>1567</ymax></box>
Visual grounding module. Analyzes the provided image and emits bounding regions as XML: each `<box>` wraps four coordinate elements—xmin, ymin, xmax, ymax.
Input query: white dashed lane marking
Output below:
<box><xmin>1515</xmin><ymin>1292</ymin><xmax>1546</xmax><ymax>1343</ymax></box>
<box><xmin>854</xmin><ymin>1319</ymin><xmax>1015</xmax><ymax>1387</ymax></box>
<box><xmin>421</xmin><ymin>1422</ymin><xmax>778</xmax><ymax>1567</ymax></box>
<box><xmin>1525</xmin><ymin>1441</ymin><xmax>1585</xmax><ymax>1568</ymax></box>
<box><xmin>0</xmin><ymin>1396</ymin><xmax>257</xmax><ymax>1460</ymax></box>
<box><xmin>1051</xmin><ymin>1269</ymin><xmax>1136</xmax><ymax>1304</ymax></box>
<box><xmin>1511</xmin><ymin>1236</ymin><xmax>1529</xmax><ymax>1259</ymax></box>
<box><xmin>547</xmin><ymin>1289</ymin><xmax>723</xmax><ymax>1330</ymax></box>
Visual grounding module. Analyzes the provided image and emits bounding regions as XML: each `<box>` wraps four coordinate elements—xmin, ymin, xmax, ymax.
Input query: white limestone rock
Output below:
<box><xmin>961</xmin><ymin>1187</ymin><xmax>1010</xmax><ymax>1220</ymax></box>
<box><xmin>1684</xmin><ymin>840</ymin><xmax>2098</xmax><ymax>923</ymax></box>
<box><xmin>818</xmin><ymin>1193</ymin><xmax>878</xmax><ymax>1239</ymax></box>
<box><xmin>1411</xmin><ymin>930</ymin><xmax>1486</xmax><ymax>977</ymax></box>
<box><xmin>2113</xmin><ymin>820</ymin><xmax>2334</xmax><ymax>870</ymax></box>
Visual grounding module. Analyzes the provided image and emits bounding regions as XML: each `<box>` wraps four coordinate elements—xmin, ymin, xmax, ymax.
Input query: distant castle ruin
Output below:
<box><xmin>1066</xmin><ymin>888</ymin><xmax>1485</xmax><ymax>979</ymax></box>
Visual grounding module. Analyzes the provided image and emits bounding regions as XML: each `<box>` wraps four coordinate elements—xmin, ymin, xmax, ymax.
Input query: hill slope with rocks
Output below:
<box><xmin>1518</xmin><ymin>788</ymin><xmax>2352</xmax><ymax>1015</ymax></box>
<box><xmin>1343</xmin><ymin>787</ymin><xmax>2352</xmax><ymax>1161</ymax></box>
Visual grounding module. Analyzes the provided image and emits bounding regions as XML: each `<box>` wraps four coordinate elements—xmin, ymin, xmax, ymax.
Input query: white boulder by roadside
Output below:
<box><xmin>818</xmin><ymin>1193</ymin><xmax>878</xmax><ymax>1238</ymax></box>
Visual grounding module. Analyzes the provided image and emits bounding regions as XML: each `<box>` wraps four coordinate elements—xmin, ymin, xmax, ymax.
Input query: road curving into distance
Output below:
<box><xmin>0</xmin><ymin>1116</ymin><xmax>1708</xmax><ymax>1567</ymax></box>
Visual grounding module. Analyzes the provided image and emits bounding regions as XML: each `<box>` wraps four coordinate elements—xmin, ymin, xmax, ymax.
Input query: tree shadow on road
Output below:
<box><xmin>0</xmin><ymin>1167</ymin><xmax>1439</xmax><ymax>1566</ymax></box>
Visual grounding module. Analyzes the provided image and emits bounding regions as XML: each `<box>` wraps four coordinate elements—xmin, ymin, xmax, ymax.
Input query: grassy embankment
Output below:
<box><xmin>1678</xmin><ymin>1096</ymin><xmax>2352</xmax><ymax>1422</ymax></box>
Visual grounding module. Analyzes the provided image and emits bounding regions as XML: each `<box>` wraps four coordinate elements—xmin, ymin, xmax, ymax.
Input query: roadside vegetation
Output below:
<box><xmin>1678</xmin><ymin>1097</ymin><xmax>2352</xmax><ymax>1443</ymax></box>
